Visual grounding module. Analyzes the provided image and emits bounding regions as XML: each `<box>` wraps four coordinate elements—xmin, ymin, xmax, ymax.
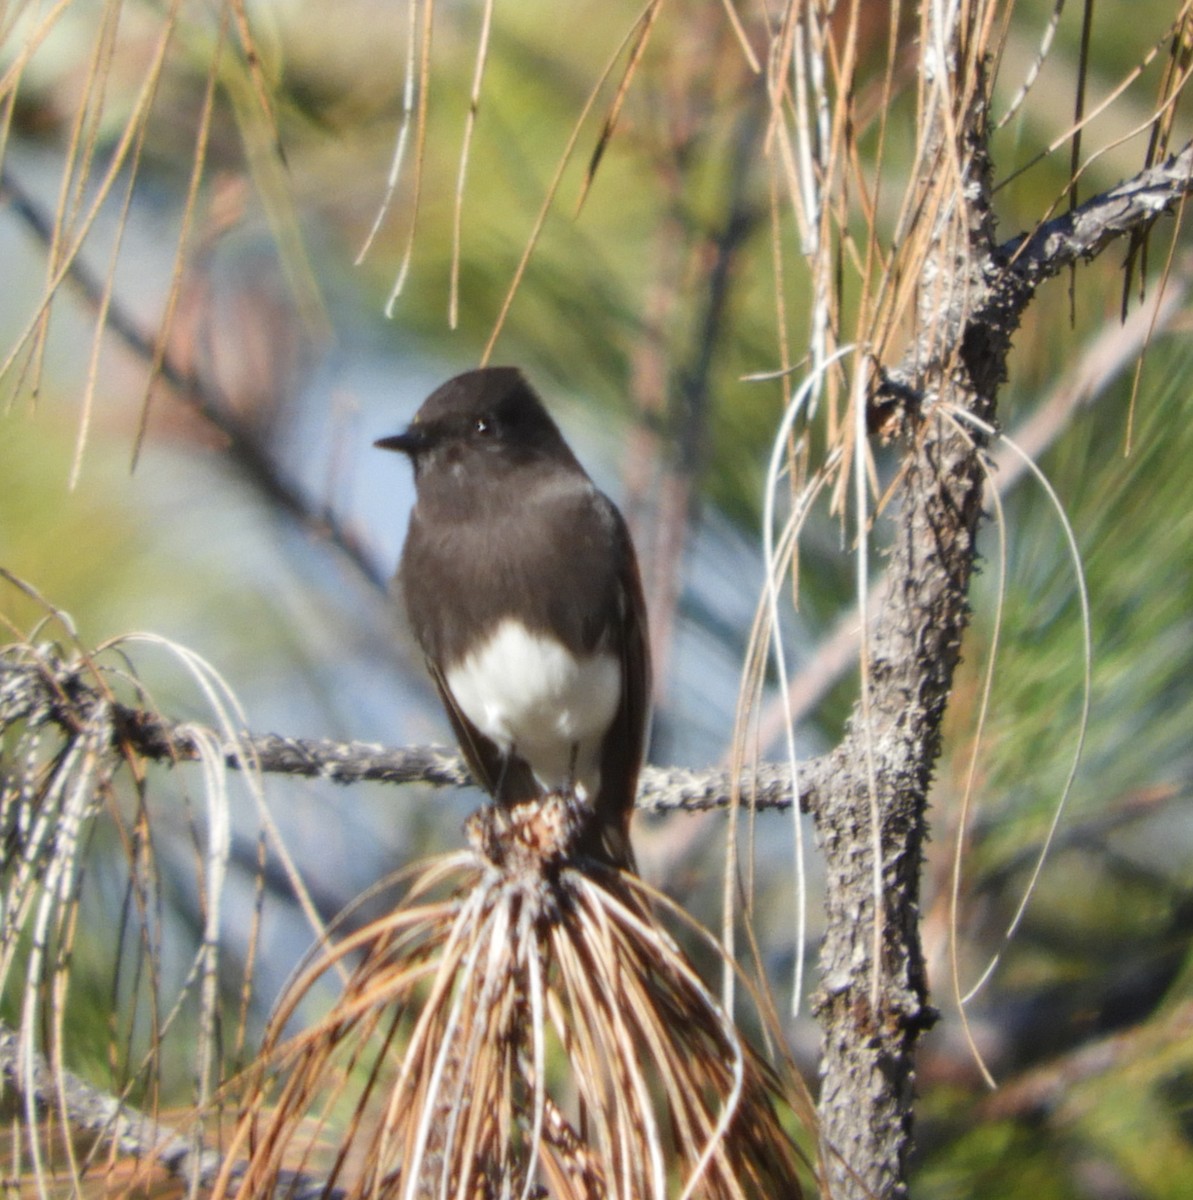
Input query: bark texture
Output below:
<box><xmin>802</xmin><ymin>10</ymin><xmax>1193</xmax><ymax>1188</ymax></box>
<box><xmin>811</xmin><ymin>35</ymin><xmax>1016</xmax><ymax>1196</ymax></box>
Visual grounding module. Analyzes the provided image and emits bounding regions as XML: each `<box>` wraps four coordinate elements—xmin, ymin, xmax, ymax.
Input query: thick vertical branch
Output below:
<box><xmin>813</xmin><ymin>410</ymin><xmax>989</xmax><ymax>1198</ymax></box>
<box><xmin>810</xmin><ymin>14</ymin><xmax>1019</xmax><ymax>1197</ymax></box>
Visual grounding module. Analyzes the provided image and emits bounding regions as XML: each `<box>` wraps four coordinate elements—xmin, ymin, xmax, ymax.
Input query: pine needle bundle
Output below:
<box><xmin>219</xmin><ymin>794</ymin><xmax>806</xmax><ymax>1199</ymax></box>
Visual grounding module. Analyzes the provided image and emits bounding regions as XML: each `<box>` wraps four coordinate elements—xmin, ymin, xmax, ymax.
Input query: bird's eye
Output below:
<box><xmin>474</xmin><ymin>415</ymin><xmax>494</xmax><ymax>435</ymax></box>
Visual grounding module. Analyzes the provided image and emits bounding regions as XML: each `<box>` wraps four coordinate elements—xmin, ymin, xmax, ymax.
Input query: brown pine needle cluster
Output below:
<box><xmin>219</xmin><ymin>794</ymin><xmax>806</xmax><ymax>1199</ymax></box>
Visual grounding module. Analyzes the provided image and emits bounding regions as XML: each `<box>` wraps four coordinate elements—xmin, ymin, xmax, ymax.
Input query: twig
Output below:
<box><xmin>0</xmin><ymin>651</ymin><xmax>827</xmax><ymax>817</ymax></box>
<box><xmin>1001</xmin><ymin>140</ymin><xmax>1193</xmax><ymax>287</ymax></box>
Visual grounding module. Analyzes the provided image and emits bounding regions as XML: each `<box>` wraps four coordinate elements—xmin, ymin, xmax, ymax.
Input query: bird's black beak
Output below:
<box><xmin>374</xmin><ymin>425</ymin><xmax>429</xmax><ymax>457</ymax></box>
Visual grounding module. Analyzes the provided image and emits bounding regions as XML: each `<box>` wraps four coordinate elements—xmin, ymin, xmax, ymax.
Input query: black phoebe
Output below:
<box><xmin>376</xmin><ymin>367</ymin><xmax>651</xmax><ymax>868</ymax></box>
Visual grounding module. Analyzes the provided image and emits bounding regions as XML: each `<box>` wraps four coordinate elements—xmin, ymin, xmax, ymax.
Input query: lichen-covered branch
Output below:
<box><xmin>811</xmin><ymin>27</ymin><xmax>1007</xmax><ymax>1200</ymax></box>
<box><xmin>809</xmin><ymin>43</ymin><xmax>1193</xmax><ymax>1200</ymax></box>
<box><xmin>1001</xmin><ymin>140</ymin><xmax>1193</xmax><ymax>289</ymax></box>
<box><xmin>0</xmin><ymin>1022</ymin><xmax>341</xmax><ymax>1199</ymax></box>
<box><xmin>0</xmin><ymin>650</ymin><xmax>830</xmax><ymax>816</ymax></box>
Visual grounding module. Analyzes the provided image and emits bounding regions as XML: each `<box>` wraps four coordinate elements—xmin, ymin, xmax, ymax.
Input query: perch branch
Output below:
<box><xmin>0</xmin><ymin>650</ymin><xmax>829</xmax><ymax>816</ymax></box>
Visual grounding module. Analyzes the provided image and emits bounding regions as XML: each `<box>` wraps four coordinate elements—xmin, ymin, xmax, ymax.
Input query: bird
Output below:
<box><xmin>376</xmin><ymin>366</ymin><xmax>651</xmax><ymax>869</ymax></box>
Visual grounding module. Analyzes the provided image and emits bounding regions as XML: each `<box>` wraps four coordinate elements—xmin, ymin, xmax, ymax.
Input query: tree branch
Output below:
<box><xmin>0</xmin><ymin>1021</ymin><xmax>341</xmax><ymax>1199</ymax></box>
<box><xmin>810</xmin><ymin>25</ymin><xmax>1013</xmax><ymax>1191</ymax></box>
<box><xmin>810</xmin><ymin>71</ymin><xmax>1193</xmax><ymax>1200</ymax></box>
<box><xmin>1001</xmin><ymin>140</ymin><xmax>1193</xmax><ymax>289</ymax></box>
<box><xmin>0</xmin><ymin>650</ymin><xmax>830</xmax><ymax>817</ymax></box>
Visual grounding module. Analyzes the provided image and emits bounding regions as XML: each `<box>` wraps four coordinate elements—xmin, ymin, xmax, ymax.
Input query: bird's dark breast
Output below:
<box><xmin>400</xmin><ymin>474</ymin><xmax>626</xmax><ymax>669</ymax></box>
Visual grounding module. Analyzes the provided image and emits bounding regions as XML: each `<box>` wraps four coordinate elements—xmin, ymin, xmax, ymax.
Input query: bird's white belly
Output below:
<box><xmin>446</xmin><ymin>617</ymin><xmax>620</xmax><ymax>797</ymax></box>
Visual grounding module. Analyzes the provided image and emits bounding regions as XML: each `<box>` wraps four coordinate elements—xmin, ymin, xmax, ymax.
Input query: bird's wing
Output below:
<box><xmin>426</xmin><ymin>659</ymin><xmax>540</xmax><ymax>806</ymax></box>
<box><xmin>588</xmin><ymin>509</ymin><xmax>652</xmax><ymax>871</ymax></box>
